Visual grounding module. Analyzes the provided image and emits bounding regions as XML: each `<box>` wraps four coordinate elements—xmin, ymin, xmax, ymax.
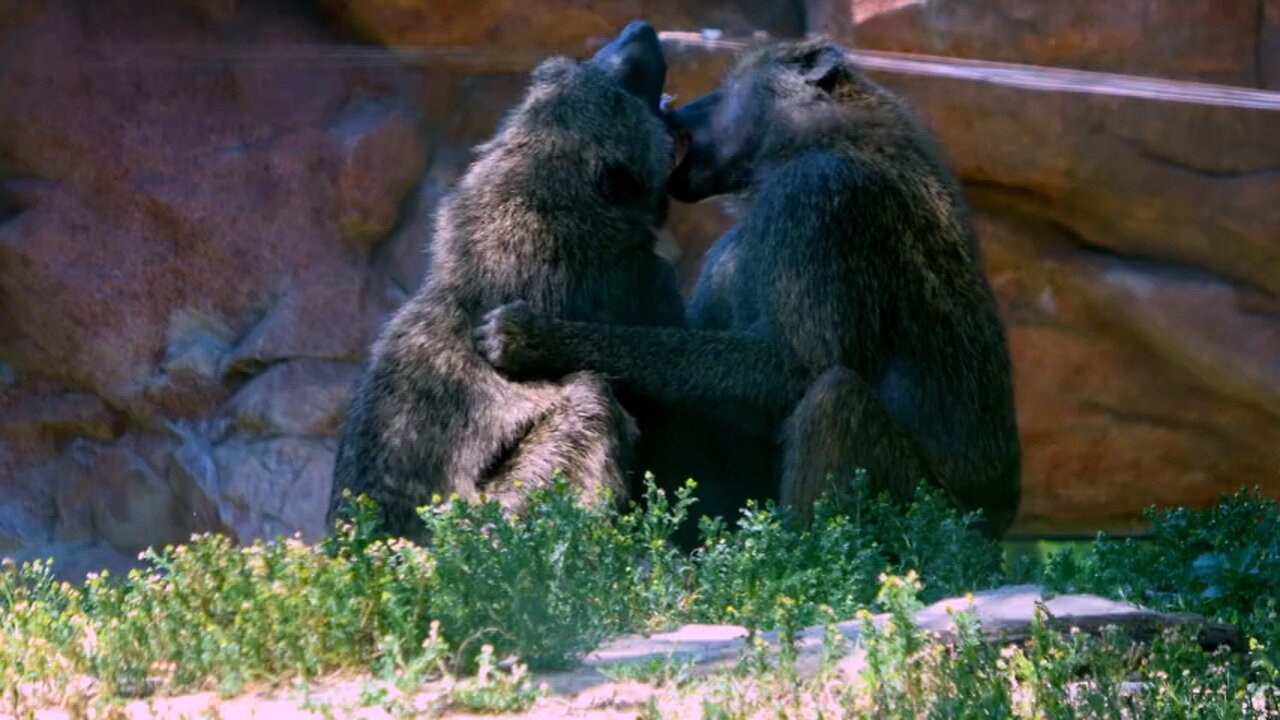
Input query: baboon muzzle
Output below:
<box><xmin>592</xmin><ymin>20</ymin><xmax>667</xmax><ymax>113</ymax></box>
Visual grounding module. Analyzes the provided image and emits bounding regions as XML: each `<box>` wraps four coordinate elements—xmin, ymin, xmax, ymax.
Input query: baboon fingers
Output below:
<box><xmin>474</xmin><ymin>300</ymin><xmax>538</xmax><ymax>374</ymax></box>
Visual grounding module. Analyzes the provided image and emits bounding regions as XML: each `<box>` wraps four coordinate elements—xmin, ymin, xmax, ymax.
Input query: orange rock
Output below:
<box><xmin>319</xmin><ymin>0</ymin><xmax>805</xmax><ymax>66</ymax></box>
<box><xmin>851</xmin><ymin>0</ymin><xmax>1262</xmax><ymax>86</ymax></box>
<box><xmin>978</xmin><ymin>210</ymin><xmax>1280</xmax><ymax>532</ymax></box>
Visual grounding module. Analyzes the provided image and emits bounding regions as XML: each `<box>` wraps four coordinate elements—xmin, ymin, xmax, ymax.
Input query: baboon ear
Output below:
<box><xmin>798</xmin><ymin>46</ymin><xmax>849</xmax><ymax>94</ymax></box>
<box><xmin>598</xmin><ymin>162</ymin><xmax>647</xmax><ymax>207</ymax></box>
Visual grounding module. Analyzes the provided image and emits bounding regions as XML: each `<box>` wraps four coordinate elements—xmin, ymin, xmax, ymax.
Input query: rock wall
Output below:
<box><xmin>0</xmin><ymin>0</ymin><xmax>425</xmax><ymax>552</ymax></box>
<box><xmin>0</xmin><ymin>0</ymin><xmax>1276</xmax><ymax>560</ymax></box>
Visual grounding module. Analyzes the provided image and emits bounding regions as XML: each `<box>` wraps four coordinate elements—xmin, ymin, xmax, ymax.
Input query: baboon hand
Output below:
<box><xmin>475</xmin><ymin>300</ymin><xmax>541</xmax><ymax>373</ymax></box>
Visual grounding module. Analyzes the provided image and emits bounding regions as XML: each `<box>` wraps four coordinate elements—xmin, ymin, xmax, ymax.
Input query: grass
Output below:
<box><xmin>0</xmin><ymin>477</ymin><xmax>1278</xmax><ymax>717</ymax></box>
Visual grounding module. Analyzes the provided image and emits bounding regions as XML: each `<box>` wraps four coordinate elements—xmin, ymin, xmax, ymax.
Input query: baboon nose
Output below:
<box><xmin>615</xmin><ymin>20</ymin><xmax>660</xmax><ymax>49</ymax></box>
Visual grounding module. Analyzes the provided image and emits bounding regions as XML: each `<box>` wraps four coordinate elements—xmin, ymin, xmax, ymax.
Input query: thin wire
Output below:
<box><xmin>659</xmin><ymin>31</ymin><xmax>1280</xmax><ymax>111</ymax></box>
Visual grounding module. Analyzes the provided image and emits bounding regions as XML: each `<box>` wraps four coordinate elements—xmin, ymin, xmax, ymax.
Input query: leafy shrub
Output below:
<box><xmin>1043</xmin><ymin>487</ymin><xmax>1280</xmax><ymax>641</ymax></box>
<box><xmin>693</xmin><ymin>485</ymin><xmax>1004</xmax><ymax>629</ymax></box>
<box><xmin>420</xmin><ymin>475</ymin><xmax>688</xmax><ymax>670</ymax></box>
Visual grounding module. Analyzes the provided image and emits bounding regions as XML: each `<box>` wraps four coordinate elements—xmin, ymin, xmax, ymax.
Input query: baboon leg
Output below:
<box><xmin>779</xmin><ymin>366</ymin><xmax>932</xmax><ymax>522</ymax></box>
<box><xmin>483</xmin><ymin>371</ymin><xmax>637</xmax><ymax>515</ymax></box>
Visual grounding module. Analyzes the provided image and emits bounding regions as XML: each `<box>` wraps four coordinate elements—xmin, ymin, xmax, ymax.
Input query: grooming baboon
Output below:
<box><xmin>328</xmin><ymin>22</ymin><xmax>705</xmax><ymax>540</ymax></box>
<box><xmin>475</xmin><ymin>40</ymin><xmax>1022</xmax><ymax>538</ymax></box>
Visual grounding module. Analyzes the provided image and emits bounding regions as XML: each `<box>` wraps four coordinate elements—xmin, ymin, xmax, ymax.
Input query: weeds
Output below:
<box><xmin>694</xmin><ymin>484</ymin><xmax>1002</xmax><ymax>631</ymax></box>
<box><xmin>445</xmin><ymin>645</ymin><xmax>541</xmax><ymax>713</ymax></box>
<box><xmin>599</xmin><ymin>655</ymin><xmax>697</xmax><ymax>687</ymax></box>
<box><xmin>698</xmin><ymin>571</ymin><xmax>1279</xmax><ymax>719</ymax></box>
<box><xmin>0</xmin><ymin>480</ymin><xmax>1276</xmax><ymax>718</ymax></box>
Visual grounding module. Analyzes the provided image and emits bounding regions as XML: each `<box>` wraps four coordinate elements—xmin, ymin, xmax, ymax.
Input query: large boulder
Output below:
<box><xmin>978</xmin><ymin>208</ymin><xmax>1280</xmax><ymax>531</ymax></box>
<box><xmin>1268</xmin><ymin>0</ymin><xmax>1280</xmax><ymax>88</ymax></box>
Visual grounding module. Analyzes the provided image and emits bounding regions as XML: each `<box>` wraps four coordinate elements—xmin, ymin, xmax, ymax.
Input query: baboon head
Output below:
<box><xmin>472</xmin><ymin>21</ymin><xmax>675</xmax><ymax>221</ymax></box>
<box><xmin>668</xmin><ymin>40</ymin><xmax>891</xmax><ymax>203</ymax></box>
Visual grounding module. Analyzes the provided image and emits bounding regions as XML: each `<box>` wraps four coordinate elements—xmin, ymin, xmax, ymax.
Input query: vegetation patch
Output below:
<box><xmin>1</xmin><ymin>481</ymin><xmax>1278</xmax><ymax>717</ymax></box>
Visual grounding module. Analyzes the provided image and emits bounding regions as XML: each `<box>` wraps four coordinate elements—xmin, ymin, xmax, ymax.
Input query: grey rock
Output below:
<box><xmin>536</xmin><ymin>585</ymin><xmax>1235</xmax><ymax>695</ymax></box>
<box><xmin>228</xmin><ymin>359</ymin><xmax>360</xmax><ymax>437</ymax></box>
<box><xmin>212</xmin><ymin>436</ymin><xmax>336</xmax><ymax>543</ymax></box>
<box><xmin>51</xmin><ymin>436</ymin><xmax>195</xmax><ymax>552</ymax></box>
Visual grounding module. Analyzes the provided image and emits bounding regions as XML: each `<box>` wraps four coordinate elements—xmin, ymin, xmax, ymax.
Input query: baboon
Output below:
<box><xmin>328</xmin><ymin>22</ymin><xmax>704</xmax><ymax>540</ymax></box>
<box><xmin>474</xmin><ymin>39</ymin><xmax>1022</xmax><ymax>538</ymax></box>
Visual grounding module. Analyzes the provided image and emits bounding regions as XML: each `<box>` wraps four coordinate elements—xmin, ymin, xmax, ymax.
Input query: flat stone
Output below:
<box><xmin>227</xmin><ymin>359</ymin><xmax>360</xmax><ymax>437</ymax></box>
<box><xmin>212</xmin><ymin>436</ymin><xmax>336</xmax><ymax>543</ymax></box>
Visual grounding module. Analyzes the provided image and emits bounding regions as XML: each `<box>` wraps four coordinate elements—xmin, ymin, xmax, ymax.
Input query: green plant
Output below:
<box><xmin>693</xmin><ymin>486</ymin><xmax>1004</xmax><ymax>630</ymax></box>
<box><xmin>600</xmin><ymin>654</ymin><xmax>696</xmax><ymax>687</ymax></box>
<box><xmin>420</xmin><ymin>475</ymin><xmax>692</xmax><ymax>670</ymax></box>
<box><xmin>1</xmin><ymin>479</ymin><xmax>1278</xmax><ymax>717</ymax></box>
<box><xmin>854</xmin><ymin>572</ymin><xmax>931</xmax><ymax>717</ymax></box>
<box><xmin>446</xmin><ymin>645</ymin><xmax>541</xmax><ymax>714</ymax></box>
<box><xmin>1044</xmin><ymin>487</ymin><xmax>1280</xmax><ymax>638</ymax></box>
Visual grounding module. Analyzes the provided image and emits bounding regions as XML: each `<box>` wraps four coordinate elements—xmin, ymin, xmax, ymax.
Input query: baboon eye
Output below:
<box><xmin>598</xmin><ymin>162</ymin><xmax>647</xmax><ymax>206</ymax></box>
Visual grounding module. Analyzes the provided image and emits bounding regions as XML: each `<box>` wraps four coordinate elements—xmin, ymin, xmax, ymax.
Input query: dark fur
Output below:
<box><xmin>475</xmin><ymin>40</ymin><xmax>1022</xmax><ymax>538</ymax></box>
<box><xmin>328</xmin><ymin>23</ymin><xmax>698</xmax><ymax>540</ymax></box>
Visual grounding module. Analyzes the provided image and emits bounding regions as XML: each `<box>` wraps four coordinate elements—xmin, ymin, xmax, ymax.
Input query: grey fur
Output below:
<box><xmin>328</xmin><ymin>23</ymin><xmax>692</xmax><ymax>540</ymax></box>
<box><xmin>475</xmin><ymin>40</ymin><xmax>1022</xmax><ymax>538</ymax></box>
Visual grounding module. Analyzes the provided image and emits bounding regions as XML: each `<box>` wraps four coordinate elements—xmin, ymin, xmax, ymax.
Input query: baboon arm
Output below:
<box><xmin>490</xmin><ymin>315</ymin><xmax>812</xmax><ymax>420</ymax></box>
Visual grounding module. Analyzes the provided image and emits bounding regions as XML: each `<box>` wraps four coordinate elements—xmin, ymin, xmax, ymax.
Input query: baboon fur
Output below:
<box><xmin>475</xmin><ymin>40</ymin><xmax>1022</xmax><ymax>538</ymax></box>
<box><xmin>328</xmin><ymin>23</ymin><xmax>700</xmax><ymax>540</ymax></box>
